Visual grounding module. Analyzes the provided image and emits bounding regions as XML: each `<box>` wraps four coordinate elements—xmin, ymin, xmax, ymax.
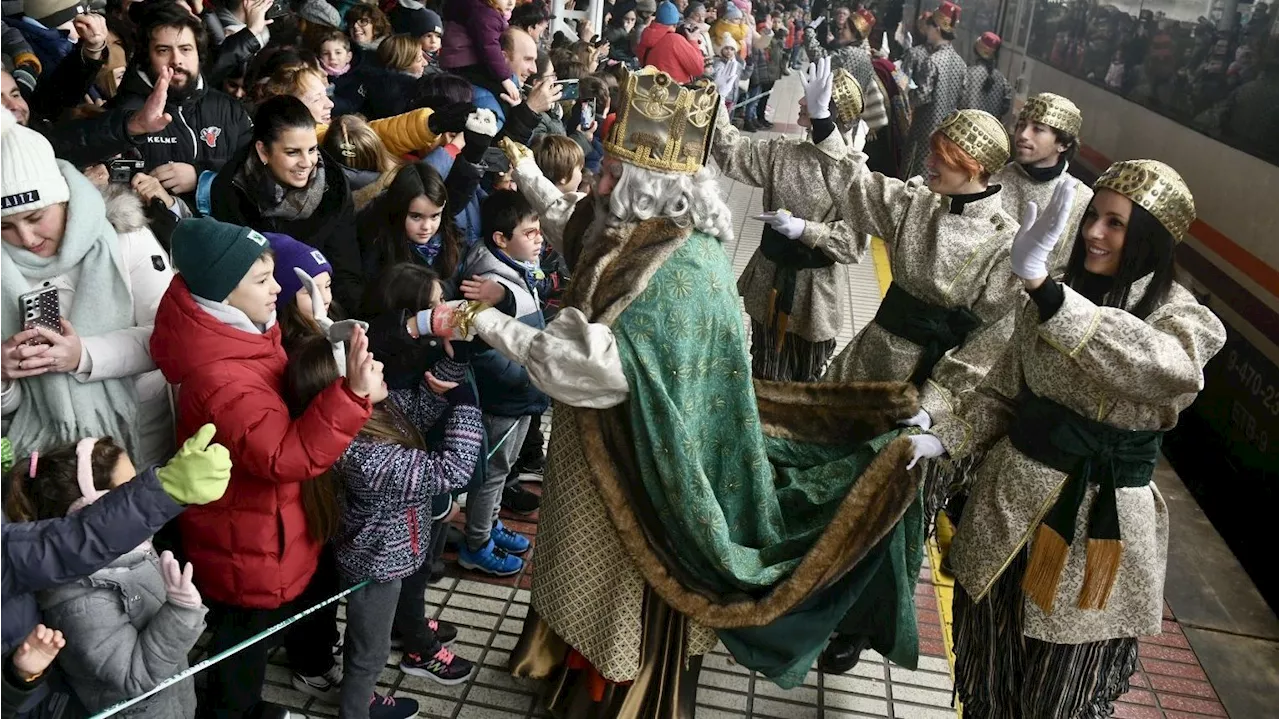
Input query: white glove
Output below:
<box><xmin>898</xmin><ymin>408</ymin><xmax>932</xmax><ymax>431</ymax></box>
<box><xmin>906</xmin><ymin>434</ymin><xmax>944</xmax><ymax>469</ymax></box>
<box><xmin>807</xmin><ymin>15</ymin><xmax>824</xmax><ymax>29</ymax></box>
<box><xmin>801</xmin><ymin>56</ymin><xmax>833</xmax><ymax>120</ymax></box>
<box><xmin>754</xmin><ymin>210</ymin><xmax>806</xmax><ymax>240</ymax></box>
<box><xmin>851</xmin><ymin>119</ymin><xmax>869</xmax><ymax>151</ymax></box>
<box><xmin>1011</xmin><ymin>181</ymin><xmax>1077</xmax><ymax>282</ymax></box>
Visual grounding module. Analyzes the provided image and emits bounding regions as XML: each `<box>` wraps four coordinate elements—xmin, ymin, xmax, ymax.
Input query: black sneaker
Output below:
<box><xmin>501</xmin><ymin>483</ymin><xmax>540</xmax><ymax>515</ymax></box>
<box><xmin>758</xmin><ymin>119</ymin><xmax>775</xmax><ymax>129</ymax></box>
<box><xmin>392</xmin><ymin>618</ymin><xmax>458</xmax><ymax>650</ymax></box>
<box><xmin>400</xmin><ymin>645</ymin><xmax>474</xmax><ymax>686</ymax></box>
<box><xmin>516</xmin><ymin>453</ymin><xmax>545</xmax><ymax>475</ymax></box>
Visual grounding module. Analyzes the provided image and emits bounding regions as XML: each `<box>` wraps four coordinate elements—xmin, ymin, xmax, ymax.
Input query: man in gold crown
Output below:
<box><xmin>423</xmin><ymin>67</ymin><xmax>929</xmax><ymax>717</ymax></box>
<box><xmin>710</xmin><ymin>57</ymin><xmax>868</xmax><ymax>381</ymax></box>
<box><xmin>992</xmin><ymin>92</ymin><xmax>1094</xmax><ymax>277</ymax></box>
<box><xmin>902</xmin><ymin>1</ymin><xmax>967</xmax><ymax>179</ymax></box>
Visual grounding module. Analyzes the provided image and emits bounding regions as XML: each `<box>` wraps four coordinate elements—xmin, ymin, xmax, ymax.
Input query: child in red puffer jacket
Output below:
<box><xmin>149</xmin><ymin>217</ymin><xmax>378</xmax><ymax>718</ymax></box>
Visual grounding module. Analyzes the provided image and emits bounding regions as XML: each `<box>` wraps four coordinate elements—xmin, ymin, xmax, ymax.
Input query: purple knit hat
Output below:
<box><xmin>263</xmin><ymin>233</ymin><xmax>333</xmax><ymax>306</ymax></box>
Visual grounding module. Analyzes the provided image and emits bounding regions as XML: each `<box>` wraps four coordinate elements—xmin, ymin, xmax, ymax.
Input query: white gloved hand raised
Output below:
<box><xmin>1010</xmin><ymin>180</ymin><xmax>1077</xmax><ymax>282</ymax></box>
<box><xmin>754</xmin><ymin>209</ymin><xmax>806</xmax><ymax>240</ymax></box>
<box><xmin>905</xmin><ymin>434</ymin><xmax>944</xmax><ymax>470</ymax></box>
<box><xmin>801</xmin><ymin>56</ymin><xmax>833</xmax><ymax>121</ymax></box>
<box><xmin>295</xmin><ymin>268</ymin><xmax>368</xmax><ymax>377</ymax></box>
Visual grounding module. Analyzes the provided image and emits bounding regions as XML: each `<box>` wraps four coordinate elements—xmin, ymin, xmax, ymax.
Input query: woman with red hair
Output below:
<box><xmin>808</xmin><ymin>97</ymin><xmax>1024</xmax><ymax>674</ymax></box>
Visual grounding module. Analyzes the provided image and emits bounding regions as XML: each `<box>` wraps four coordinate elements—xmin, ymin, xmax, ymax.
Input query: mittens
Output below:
<box><xmin>155</xmin><ymin>424</ymin><xmax>231</xmax><ymax>506</ymax></box>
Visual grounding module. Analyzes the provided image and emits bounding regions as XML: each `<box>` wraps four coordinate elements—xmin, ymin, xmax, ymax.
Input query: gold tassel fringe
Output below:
<box><xmin>1020</xmin><ymin>524</ymin><xmax>1069</xmax><ymax>614</ymax></box>
<box><xmin>1077</xmin><ymin>538</ymin><xmax>1123</xmax><ymax>610</ymax></box>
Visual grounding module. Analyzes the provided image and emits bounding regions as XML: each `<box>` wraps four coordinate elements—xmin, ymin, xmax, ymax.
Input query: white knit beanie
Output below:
<box><xmin>1</xmin><ymin>106</ymin><xmax>70</xmax><ymax>218</ymax></box>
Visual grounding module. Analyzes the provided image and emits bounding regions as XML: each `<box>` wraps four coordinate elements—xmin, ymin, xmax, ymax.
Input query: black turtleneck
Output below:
<box><xmin>812</xmin><ymin>116</ymin><xmax>837</xmax><ymax>144</ymax></box>
<box><xmin>1029</xmin><ymin>271</ymin><xmax>1115</xmax><ymax>322</ymax></box>
<box><xmin>1022</xmin><ymin>155</ymin><xmax>1067</xmax><ymax>183</ymax></box>
<box><xmin>947</xmin><ymin>184</ymin><xmax>1001</xmax><ymax>215</ymax></box>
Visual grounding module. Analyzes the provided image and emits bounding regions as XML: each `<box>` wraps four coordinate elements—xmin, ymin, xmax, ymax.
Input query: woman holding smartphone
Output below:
<box><xmin>0</xmin><ymin>109</ymin><xmax>175</xmax><ymax>467</ymax></box>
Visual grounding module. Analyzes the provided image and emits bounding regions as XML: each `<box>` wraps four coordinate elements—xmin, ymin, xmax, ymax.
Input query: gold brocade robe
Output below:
<box><xmin>990</xmin><ymin>162</ymin><xmax>1094</xmax><ymax>278</ymax></box>
<box><xmin>931</xmin><ymin>279</ymin><xmax>1225</xmax><ymax>643</ymax></box>
<box><xmin>815</xmin><ymin>151</ymin><xmax>1022</xmax><ymax>426</ymax></box>
<box><xmin>710</xmin><ymin>108</ymin><xmax>867</xmax><ymax>344</ymax></box>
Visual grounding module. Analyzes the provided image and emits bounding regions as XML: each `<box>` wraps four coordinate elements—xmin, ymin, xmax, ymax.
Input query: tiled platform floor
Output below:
<box><xmin>259</xmin><ymin>73</ymin><xmax>1241</xmax><ymax>719</ymax></box>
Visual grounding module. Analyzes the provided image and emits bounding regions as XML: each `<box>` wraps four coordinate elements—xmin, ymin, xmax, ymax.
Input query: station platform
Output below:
<box><xmin>261</xmin><ymin>75</ymin><xmax>1276</xmax><ymax>719</ymax></box>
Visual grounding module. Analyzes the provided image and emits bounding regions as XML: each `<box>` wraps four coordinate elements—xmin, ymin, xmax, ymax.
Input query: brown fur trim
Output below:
<box><xmin>573</xmin><ymin>402</ymin><xmax>920</xmax><ymax>629</ymax></box>
<box><xmin>564</xmin><ymin>211</ymin><xmax>692</xmax><ymax>325</ymax></box>
<box><xmin>755</xmin><ymin>379</ymin><xmax>919</xmax><ymax>444</ymax></box>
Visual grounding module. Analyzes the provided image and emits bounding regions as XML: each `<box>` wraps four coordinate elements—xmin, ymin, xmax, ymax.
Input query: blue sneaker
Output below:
<box><xmin>457</xmin><ymin>539</ymin><xmax>523</xmax><ymax>576</ymax></box>
<box><xmin>491</xmin><ymin>520</ymin><xmax>531</xmax><ymax>554</ymax></box>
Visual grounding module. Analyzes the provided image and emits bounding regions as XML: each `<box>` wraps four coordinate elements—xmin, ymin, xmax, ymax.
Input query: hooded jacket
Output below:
<box><xmin>149</xmin><ymin>277</ymin><xmax>372</xmax><ymax>609</ymax></box>
<box><xmin>37</xmin><ymin>547</ymin><xmax>204</xmax><ymax>718</ymax></box>
<box><xmin>635</xmin><ymin>23</ymin><xmax>706</xmax><ymax>83</ymax></box>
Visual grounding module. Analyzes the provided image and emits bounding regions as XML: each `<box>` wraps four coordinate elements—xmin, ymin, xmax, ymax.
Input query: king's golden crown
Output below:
<box><xmin>604</xmin><ymin>68</ymin><xmax>720</xmax><ymax>175</ymax></box>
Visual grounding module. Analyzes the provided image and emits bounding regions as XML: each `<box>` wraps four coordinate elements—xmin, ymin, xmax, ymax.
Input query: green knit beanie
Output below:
<box><xmin>172</xmin><ymin>217</ymin><xmax>271</xmax><ymax>302</ymax></box>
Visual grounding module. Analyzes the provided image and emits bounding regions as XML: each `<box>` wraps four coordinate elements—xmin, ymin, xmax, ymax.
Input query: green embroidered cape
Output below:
<box><xmin>572</xmin><ymin>228</ymin><xmax>925</xmax><ymax>688</ymax></box>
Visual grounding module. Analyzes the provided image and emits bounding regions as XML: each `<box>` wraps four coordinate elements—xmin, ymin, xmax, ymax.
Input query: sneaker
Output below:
<box><xmin>291</xmin><ymin>663</ymin><xmax>343</xmax><ymax>703</ymax></box>
<box><xmin>367</xmin><ymin>693</ymin><xmax>419</xmax><ymax>719</ymax></box>
<box><xmin>743</xmin><ymin>118</ymin><xmax>760</xmax><ymax>132</ymax></box>
<box><xmin>491</xmin><ymin>520</ymin><xmax>531</xmax><ymax>554</ymax></box>
<box><xmin>500</xmin><ymin>483</ymin><xmax>540</xmax><ymax>515</ymax></box>
<box><xmin>758</xmin><ymin>119</ymin><xmax>775</xmax><ymax>129</ymax></box>
<box><xmin>457</xmin><ymin>539</ymin><xmax>523</xmax><ymax>576</ymax></box>
<box><xmin>516</xmin><ymin>453</ymin><xmax>545</xmax><ymax>475</ymax></box>
<box><xmin>392</xmin><ymin>618</ymin><xmax>458</xmax><ymax>650</ymax></box>
<box><xmin>400</xmin><ymin>645</ymin><xmax>474</xmax><ymax>686</ymax></box>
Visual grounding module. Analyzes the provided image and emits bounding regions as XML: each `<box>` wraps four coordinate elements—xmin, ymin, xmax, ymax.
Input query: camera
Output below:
<box><xmin>108</xmin><ymin>158</ymin><xmax>146</xmax><ymax>184</ymax></box>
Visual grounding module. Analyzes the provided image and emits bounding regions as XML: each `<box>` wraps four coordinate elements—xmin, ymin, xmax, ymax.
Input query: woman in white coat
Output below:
<box><xmin>0</xmin><ymin>108</ymin><xmax>174</xmax><ymax>468</ymax></box>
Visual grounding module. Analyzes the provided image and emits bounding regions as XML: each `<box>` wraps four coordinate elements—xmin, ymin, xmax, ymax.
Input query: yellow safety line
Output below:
<box><xmin>870</xmin><ymin>236</ymin><xmax>963</xmax><ymax>719</ymax></box>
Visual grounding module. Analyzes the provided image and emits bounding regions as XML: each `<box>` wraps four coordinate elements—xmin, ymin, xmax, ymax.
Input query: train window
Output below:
<box><xmin>1023</xmin><ymin>0</ymin><xmax>1278</xmax><ymax>164</ymax></box>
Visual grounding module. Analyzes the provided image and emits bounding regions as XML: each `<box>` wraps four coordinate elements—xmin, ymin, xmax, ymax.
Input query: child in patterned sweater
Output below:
<box><xmin>284</xmin><ymin>334</ymin><xmax>483</xmax><ymax>719</ymax></box>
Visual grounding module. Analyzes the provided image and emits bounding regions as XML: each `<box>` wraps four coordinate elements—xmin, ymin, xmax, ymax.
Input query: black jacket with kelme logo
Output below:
<box><xmin>48</xmin><ymin>67</ymin><xmax>251</xmax><ymax>176</ymax></box>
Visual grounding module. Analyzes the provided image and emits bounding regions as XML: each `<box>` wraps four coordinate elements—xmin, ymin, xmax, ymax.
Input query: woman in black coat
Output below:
<box><xmin>209</xmin><ymin>96</ymin><xmax>365</xmax><ymax>312</ymax></box>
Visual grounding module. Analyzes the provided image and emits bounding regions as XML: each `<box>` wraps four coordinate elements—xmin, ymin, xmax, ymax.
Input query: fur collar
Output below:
<box><xmin>98</xmin><ymin>183</ymin><xmax>149</xmax><ymax>235</ymax></box>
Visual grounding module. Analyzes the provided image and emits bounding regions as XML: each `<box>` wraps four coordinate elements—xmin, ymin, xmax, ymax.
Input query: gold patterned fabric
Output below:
<box><xmin>930</xmin><ymin>278</ymin><xmax>1225</xmax><ymax>643</ymax></box>
<box><xmin>938</xmin><ymin>109</ymin><xmax>1010</xmax><ymax>175</ymax></box>
<box><xmin>1094</xmin><ymin>160</ymin><xmax>1195</xmax><ymax>242</ymax></box>
<box><xmin>603</xmin><ymin>69</ymin><xmax>719</xmax><ymax>175</ymax></box>
<box><xmin>813</xmin><ymin>149</ymin><xmax>1021</xmax><ymax>434</ymax></box>
<box><xmin>1019</xmin><ymin>92</ymin><xmax>1083</xmax><ymax>138</ymax></box>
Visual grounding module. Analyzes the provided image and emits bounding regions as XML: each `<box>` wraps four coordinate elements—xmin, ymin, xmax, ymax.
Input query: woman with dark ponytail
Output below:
<box><xmin>910</xmin><ymin>160</ymin><xmax>1226</xmax><ymax>718</ymax></box>
<box><xmin>959</xmin><ymin>31</ymin><xmax>1012</xmax><ymax>119</ymax></box>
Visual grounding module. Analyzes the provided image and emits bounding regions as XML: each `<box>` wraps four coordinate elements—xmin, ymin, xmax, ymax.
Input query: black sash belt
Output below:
<box><xmin>759</xmin><ymin>224</ymin><xmax>836</xmax><ymax>349</ymax></box>
<box><xmin>872</xmin><ymin>282</ymin><xmax>981</xmax><ymax>386</ymax></box>
<box><xmin>1008</xmin><ymin>391</ymin><xmax>1161</xmax><ymax>613</ymax></box>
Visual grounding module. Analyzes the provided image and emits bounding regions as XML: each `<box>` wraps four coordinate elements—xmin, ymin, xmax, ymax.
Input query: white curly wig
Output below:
<box><xmin>602</xmin><ymin>161</ymin><xmax>736</xmax><ymax>244</ymax></box>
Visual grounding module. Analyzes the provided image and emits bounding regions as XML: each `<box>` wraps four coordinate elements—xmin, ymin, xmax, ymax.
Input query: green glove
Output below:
<box><xmin>1</xmin><ymin>438</ymin><xmax>12</xmax><ymax>476</ymax></box>
<box><xmin>156</xmin><ymin>424</ymin><xmax>232</xmax><ymax>505</ymax></box>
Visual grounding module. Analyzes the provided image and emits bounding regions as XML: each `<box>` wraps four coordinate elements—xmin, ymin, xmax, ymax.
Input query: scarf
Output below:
<box><xmin>1</xmin><ymin>162</ymin><xmax>140</xmax><ymax>459</ymax></box>
<box><xmin>322</xmin><ymin>58</ymin><xmax>352</xmax><ymax>77</ymax></box>
<box><xmin>409</xmin><ymin>235</ymin><xmax>444</xmax><ymax>267</ymax></box>
<box><xmin>239</xmin><ymin>152</ymin><xmax>327</xmax><ymax>221</ymax></box>
<box><xmin>493</xmin><ymin>245</ymin><xmax>546</xmax><ymax>294</ymax></box>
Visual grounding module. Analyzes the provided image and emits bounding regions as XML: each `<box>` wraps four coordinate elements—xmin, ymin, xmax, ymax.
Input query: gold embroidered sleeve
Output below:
<box><xmin>820</xmin><ymin>150</ymin><xmax>915</xmax><ymax>249</ymax></box>
<box><xmin>921</xmin><ymin>253</ymin><xmax>1021</xmax><ymax>424</ymax></box>
<box><xmin>1038</xmin><ymin>284</ymin><xmax>1226</xmax><ymax>403</ymax></box>
<box><xmin>931</xmin><ymin>306</ymin><xmax>1030</xmax><ymax>459</ymax></box>
<box><xmin>797</xmin><ymin>219</ymin><xmax>869</xmax><ymax>264</ymax></box>
<box><xmin>710</xmin><ymin>104</ymin><xmax>780</xmax><ymax>189</ymax></box>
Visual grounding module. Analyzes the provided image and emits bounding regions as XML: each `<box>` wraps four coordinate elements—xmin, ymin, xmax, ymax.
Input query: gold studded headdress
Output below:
<box><xmin>936</xmin><ymin>109</ymin><xmax>1010</xmax><ymax>176</ymax></box>
<box><xmin>603</xmin><ymin>68</ymin><xmax>719</xmax><ymax>175</ymax></box>
<box><xmin>1094</xmin><ymin>159</ymin><xmax>1195</xmax><ymax>242</ymax></box>
<box><xmin>1019</xmin><ymin>92</ymin><xmax>1083</xmax><ymax>138</ymax></box>
<box><xmin>831</xmin><ymin>68</ymin><xmax>864</xmax><ymax>130</ymax></box>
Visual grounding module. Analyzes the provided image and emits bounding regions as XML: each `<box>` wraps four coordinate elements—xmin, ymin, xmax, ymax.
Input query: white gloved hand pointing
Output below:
<box><xmin>754</xmin><ymin>210</ymin><xmax>806</xmax><ymax>240</ymax></box>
